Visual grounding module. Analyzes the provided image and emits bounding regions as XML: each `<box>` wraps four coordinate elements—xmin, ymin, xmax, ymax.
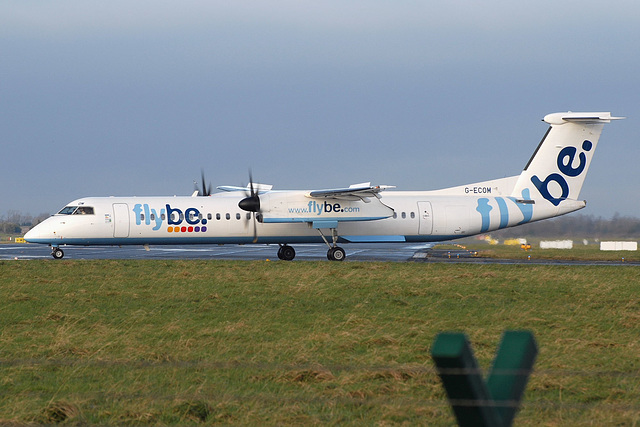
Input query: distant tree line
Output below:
<box><xmin>492</xmin><ymin>213</ymin><xmax>640</xmax><ymax>240</ymax></box>
<box><xmin>0</xmin><ymin>210</ymin><xmax>50</xmax><ymax>234</ymax></box>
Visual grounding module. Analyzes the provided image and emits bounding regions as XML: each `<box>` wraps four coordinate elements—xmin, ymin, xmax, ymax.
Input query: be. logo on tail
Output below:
<box><xmin>531</xmin><ymin>140</ymin><xmax>592</xmax><ymax>206</ymax></box>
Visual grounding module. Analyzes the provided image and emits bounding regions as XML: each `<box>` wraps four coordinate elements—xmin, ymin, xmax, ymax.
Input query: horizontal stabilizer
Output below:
<box><xmin>543</xmin><ymin>112</ymin><xmax>625</xmax><ymax>125</ymax></box>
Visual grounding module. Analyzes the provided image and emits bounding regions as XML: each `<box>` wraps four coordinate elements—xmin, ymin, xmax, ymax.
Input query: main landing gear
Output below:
<box><xmin>277</xmin><ymin>244</ymin><xmax>296</xmax><ymax>261</ymax></box>
<box><xmin>318</xmin><ymin>227</ymin><xmax>346</xmax><ymax>261</ymax></box>
<box><xmin>276</xmin><ymin>227</ymin><xmax>347</xmax><ymax>261</ymax></box>
<box><xmin>327</xmin><ymin>246</ymin><xmax>346</xmax><ymax>261</ymax></box>
<box><xmin>51</xmin><ymin>247</ymin><xmax>64</xmax><ymax>259</ymax></box>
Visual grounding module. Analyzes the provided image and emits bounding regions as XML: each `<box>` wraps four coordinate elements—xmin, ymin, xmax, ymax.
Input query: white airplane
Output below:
<box><xmin>25</xmin><ymin>111</ymin><xmax>622</xmax><ymax>261</ymax></box>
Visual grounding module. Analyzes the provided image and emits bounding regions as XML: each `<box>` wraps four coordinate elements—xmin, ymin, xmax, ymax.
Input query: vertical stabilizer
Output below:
<box><xmin>510</xmin><ymin>112</ymin><xmax>622</xmax><ymax>206</ymax></box>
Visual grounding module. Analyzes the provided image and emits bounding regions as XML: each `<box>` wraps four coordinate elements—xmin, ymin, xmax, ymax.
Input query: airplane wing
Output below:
<box><xmin>217</xmin><ymin>184</ymin><xmax>273</xmax><ymax>193</ymax></box>
<box><xmin>308</xmin><ymin>183</ymin><xmax>395</xmax><ymax>200</ymax></box>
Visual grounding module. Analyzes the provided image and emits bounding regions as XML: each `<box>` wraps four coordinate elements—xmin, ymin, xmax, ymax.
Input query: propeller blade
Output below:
<box><xmin>239</xmin><ymin>169</ymin><xmax>260</xmax><ymax>211</ymax></box>
<box><xmin>239</xmin><ymin>170</ymin><xmax>260</xmax><ymax>243</ymax></box>
<box><xmin>200</xmin><ymin>170</ymin><xmax>211</xmax><ymax>196</ymax></box>
<box><xmin>252</xmin><ymin>214</ymin><xmax>258</xmax><ymax>243</ymax></box>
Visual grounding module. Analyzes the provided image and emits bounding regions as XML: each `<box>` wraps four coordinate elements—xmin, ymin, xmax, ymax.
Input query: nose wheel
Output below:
<box><xmin>51</xmin><ymin>247</ymin><xmax>64</xmax><ymax>259</ymax></box>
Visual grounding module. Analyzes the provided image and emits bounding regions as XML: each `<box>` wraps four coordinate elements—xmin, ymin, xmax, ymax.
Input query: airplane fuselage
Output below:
<box><xmin>24</xmin><ymin>190</ymin><xmax>583</xmax><ymax>247</ymax></box>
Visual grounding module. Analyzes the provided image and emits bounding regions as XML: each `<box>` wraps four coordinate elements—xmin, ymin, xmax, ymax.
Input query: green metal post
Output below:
<box><xmin>431</xmin><ymin>331</ymin><xmax>537</xmax><ymax>427</ymax></box>
<box><xmin>486</xmin><ymin>331</ymin><xmax>538</xmax><ymax>427</ymax></box>
<box><xmin>431</xmin><ymin>332</ymin><xmax>501</xmax><ymax>427</ymax></box>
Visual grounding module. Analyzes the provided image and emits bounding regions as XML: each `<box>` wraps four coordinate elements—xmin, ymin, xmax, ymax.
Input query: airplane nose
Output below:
<box><xmin>24</xmin><ymin>226</ymin><xmax>40</xmax><ymax>242</ymax></box>
<box><xmin>24</xmin><ymin>220</ymin><xmax>53</xmax><ymax>243</ymax></box>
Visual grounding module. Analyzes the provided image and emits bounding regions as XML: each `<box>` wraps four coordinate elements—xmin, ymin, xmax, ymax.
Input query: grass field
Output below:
<box><xmin>472</xmin><ymin>243</ymin><xmax>640</xmax><ymax>262</ymax></box>
<box><xmin>1</xmin><ymin>260</ymin><xmax>639</xmax><ymax>425</ymax></box>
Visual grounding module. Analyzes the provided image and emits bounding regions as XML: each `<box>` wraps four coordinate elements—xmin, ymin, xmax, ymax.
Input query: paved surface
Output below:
<box><xmin>0</xmin><ymin>243</ymin><xmax>433</xmax><ymax>262</ymax></box>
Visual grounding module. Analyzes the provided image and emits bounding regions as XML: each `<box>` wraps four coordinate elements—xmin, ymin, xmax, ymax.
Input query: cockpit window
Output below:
<box><xmin>58</xmin><ymin>206</ymin><xmax>78</xmax><ymax>215</ymax></box>
<box><xmin>75</xmin><ymin>206</ymin><xmax>94</xmax><ymax>215</ymax></box>
<box><xmin>57</xmin><ymin>206</ymin><xmax>95</xmax><ymax>215</ymax></box>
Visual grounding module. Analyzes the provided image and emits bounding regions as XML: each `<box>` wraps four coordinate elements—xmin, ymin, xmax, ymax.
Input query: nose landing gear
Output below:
<box><xmin>51</xmin><ymin>247</ymin><xmax>64</xmax><ymax>259</ymax></box>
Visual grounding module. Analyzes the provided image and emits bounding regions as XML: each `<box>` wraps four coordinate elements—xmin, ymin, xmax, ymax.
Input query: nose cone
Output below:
<box><xmin>24</xmin><ymin>224</ymin><xmax>43</xmax><ymax>242</ymax></box>
<box><xmin>23</xmin><ymin>228</ymin><xmax>36</xmax><ymax>243</ymax></box>
<box><xmin>24</xmin><ymin>219</ymin><xmax>55</xmax><ymax>243</ymax></box>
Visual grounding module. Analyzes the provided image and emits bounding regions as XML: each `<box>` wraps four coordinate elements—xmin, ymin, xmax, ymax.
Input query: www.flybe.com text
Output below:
<box><xmin>288</xmin><ymin>201</ymin><xmax>360</xmax><ymax>215</ymax></box>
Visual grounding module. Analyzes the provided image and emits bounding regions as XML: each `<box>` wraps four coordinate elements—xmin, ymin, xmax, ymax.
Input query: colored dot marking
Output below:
<box><xmin>167</xmin><ymin>227</ymin><xmax>173</xmax><ymax>232</ymax></box>
<box><xmin>195</xmin><ymin>226</ymin><xmax>200</xmax><ymax>232</ymax></box>
<box><xmin>188</xmin><ymin>226</ymin><xmax>193</xmax><ymax>232</ymax></box>
<box><xmin>201</xmin><ymin>226</ymin><xmax>207</xmax><ymax>232</ymax></box>
<box><xmin>181</xmin><ymin>226</ymin><xmax>187</xmax><ymax>232</ymax></box>
<box><xmin>582</xmin><ymin>140</ymin><xmax>592</xmax><ymax>151</ymax></box>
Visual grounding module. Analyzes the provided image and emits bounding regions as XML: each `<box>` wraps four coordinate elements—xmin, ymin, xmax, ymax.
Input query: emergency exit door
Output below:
<box><xmin>417</xmin><ymin>201</ymin><xmax>433</xmax><ymax>235</ymax></box>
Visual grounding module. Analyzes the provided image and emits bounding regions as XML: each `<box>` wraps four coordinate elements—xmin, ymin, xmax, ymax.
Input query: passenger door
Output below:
<box><xmin>113</xmin><ymin>203</ymin><xmax>130</xmax><ymax>238</ymax></box>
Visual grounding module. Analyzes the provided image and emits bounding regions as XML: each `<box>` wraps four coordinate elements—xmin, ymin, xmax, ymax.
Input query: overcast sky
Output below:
<box><xmin>1</xmin><ymin>1</ymin><xmax>638</xmax><ymax>218</ymax></box>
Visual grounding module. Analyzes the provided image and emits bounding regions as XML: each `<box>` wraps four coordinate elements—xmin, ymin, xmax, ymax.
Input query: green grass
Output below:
<box><xmin>1</xmin><ymin>260</ymin><xmax>639</xmax><ymax>425</ymax></box>
<box><xmin>458</xmin><ymin>242</ymin><xmax>640</xmax><ymax>262</ymax></box>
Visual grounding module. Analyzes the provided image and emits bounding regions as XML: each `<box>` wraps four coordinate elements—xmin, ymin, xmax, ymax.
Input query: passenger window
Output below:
<box><xmin>236</xmin><ymin>213</ymin><xmax>241</xmax><ymax>220</ymax></box>
<box><xmin>246</xmin><ymin>213</ymin><xmax>251</xmax><ymax>220</ymax></box>
<box><xmin>140</xmin><ymin>213</ymin><xmax>145</xmax><ymax>221</ymax></box>
<box><xmin>401</xmin><ymin>212</ymin><xmax>406</xmax><ymax>219</ymax></box>
<box><xmin>393</xmin><ymin>212</ymin><xmax>397</xmax><ymax>219</ymax></box>
<box><xmin>161</xmin><ymin>213</ymin><xmax>166</xmax><ymax>220</ymax></box>
<box><xmin>207</xmin><ymin>213</ymin><xmax>212</xmax><ymax>220</ymax></box>
<box><xmin>410</xmin><ymin>212</ymin><xmax>415</xmax><ymax>219</ymax></box>
<box><xmin>226</xmin><ymin>213</ymin><xmax>230</xmax><ymax>220</ymax></box>
<box><xmin>216</xmin><ymin>213</ymin><xmax>221</xmax><ymax>220</ymax></box>
<box><xmin>150</xmin><ymin>214</ymin><xmax>155</xmax><ymax>221</ymax></box>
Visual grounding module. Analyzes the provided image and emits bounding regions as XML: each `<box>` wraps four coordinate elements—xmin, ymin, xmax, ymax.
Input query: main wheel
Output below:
<box><xmin>51</xmin><ymin>248</ymin><xmax>64</xmax><ymax>259</ymax></box>
<box><xmin>327</xmin><ymin>247</ymin><xmax>345</xmax><ymax>261</ymax></box>
<box><xmin>280</xmin><ymin>245</ymin><xmax>296</xmax><ymax>261</ymax></box>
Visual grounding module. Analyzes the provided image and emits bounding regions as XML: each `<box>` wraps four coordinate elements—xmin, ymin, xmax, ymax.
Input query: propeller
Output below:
<box><xmin>194</xmin><ymin>169</ymin><xmax>212</xmax><ymax>196</ymax></box>
<box><xmin>238</xmin><ymin>170</ymin><xmax>260</xmax><ymax>212</ymax></box>
<box><xmin>238</xmin><ymin>171</ymin><xmax>262</xmax><ymax>243</ymax></box>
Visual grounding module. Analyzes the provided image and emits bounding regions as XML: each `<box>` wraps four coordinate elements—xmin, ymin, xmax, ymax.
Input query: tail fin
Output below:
<box><xmin>510</xmin><ymin>112</ymin><xmax>623</xmax><ymax>206</ymax></box>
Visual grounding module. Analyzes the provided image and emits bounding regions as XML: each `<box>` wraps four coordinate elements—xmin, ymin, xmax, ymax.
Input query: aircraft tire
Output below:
<box><xmin>327</xmin><ymin>247</ymin><xmax>345</xmax><ymax>261</ymax></box>
<box><xmin>280</xmin><ymin>245</ymin><xmax>296</xmax><ymax>261</ymax></box>
<box><xmin>52</xmin><ymin>248</ymin><xmax>64</xmax><ymax>259</ymax></box>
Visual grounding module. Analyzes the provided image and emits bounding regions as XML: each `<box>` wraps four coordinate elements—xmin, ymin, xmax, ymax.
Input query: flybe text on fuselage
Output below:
<box><xmin>132</xmin><ymin>203</ymin><xmax>207</xmax><ymax>232</ymax></box>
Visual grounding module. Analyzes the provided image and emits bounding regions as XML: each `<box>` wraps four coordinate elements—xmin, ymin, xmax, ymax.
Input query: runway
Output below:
<box><xmin>0</xmin><ymin>243</ymin><xmax>433</xmax><ymax>262</ymax></box>
<box><xmin>1</xmin><ymin>243</ymin><xmax>638</xmax><ymax>266</ymax></box>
